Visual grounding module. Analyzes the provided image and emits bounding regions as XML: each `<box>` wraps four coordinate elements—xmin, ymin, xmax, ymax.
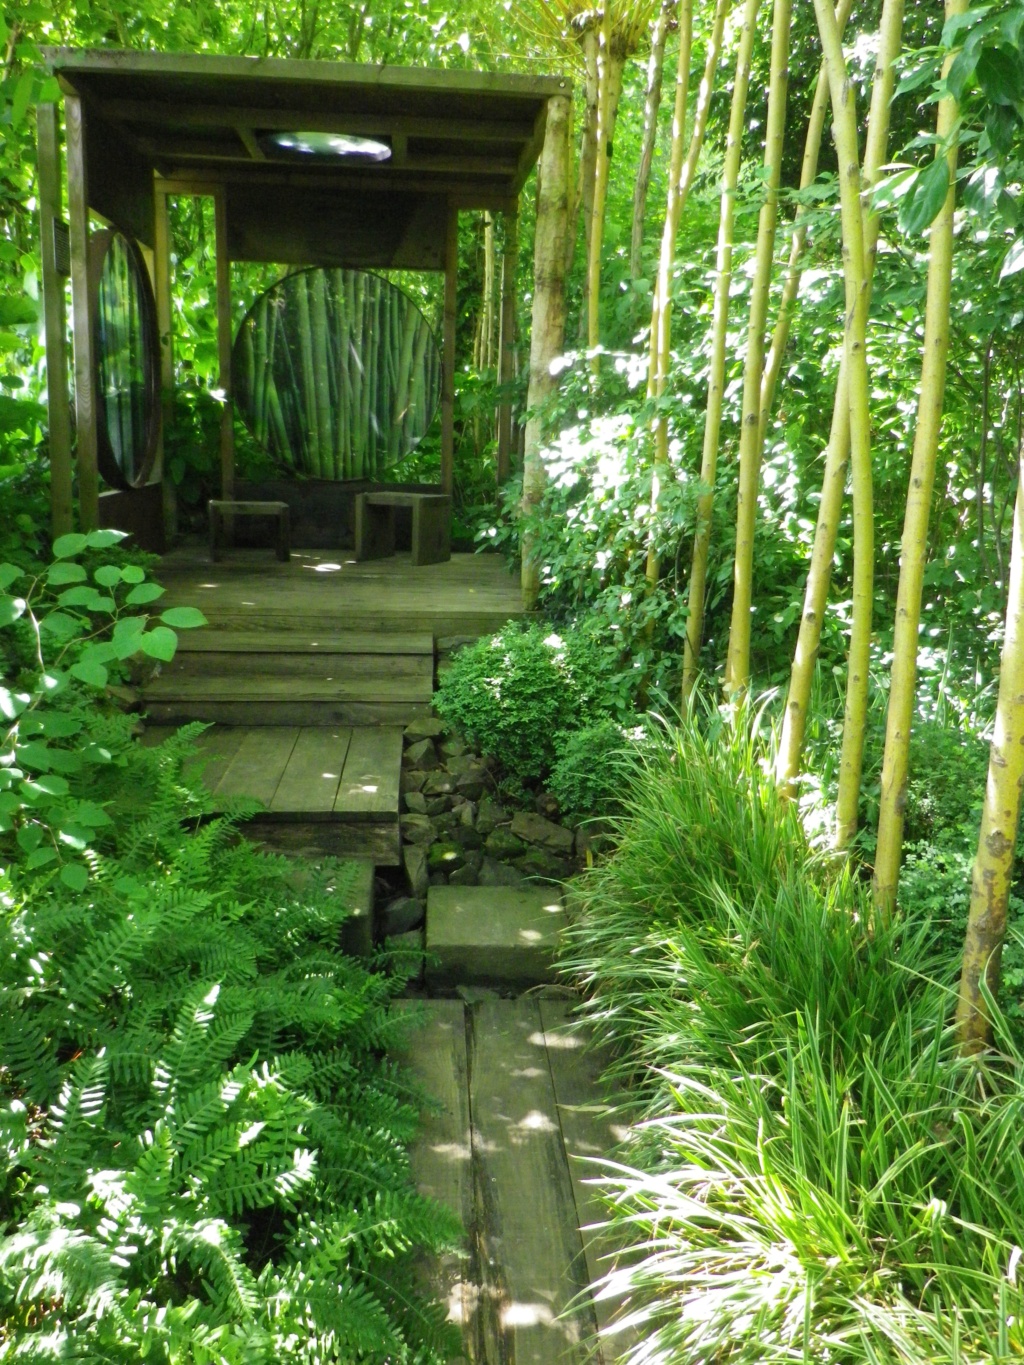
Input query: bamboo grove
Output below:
<box><xmin>503</xmin><ymin>0</ymin><xmax>1024</xmax><ymax>1051</ymax></box>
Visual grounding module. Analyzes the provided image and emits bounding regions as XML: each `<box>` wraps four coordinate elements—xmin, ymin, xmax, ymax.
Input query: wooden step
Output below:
<box><xmin>153</xmin><ymin>652</ymin><xmax>434</xmax><ymax>684</ymax></box>
<box><xmin>146</xmin><ymin>700</ymin><xmax>430</xmax><ymax>728</ymax></box>
<box><xmin>175</xmin><ymin>631</ymin><xmax>434</xmax><ymax>655</ymax></box>
<box><xmin>425</xmin><ymin>886</ymin><xmax>567</xmax><ymax>989</ymax></box>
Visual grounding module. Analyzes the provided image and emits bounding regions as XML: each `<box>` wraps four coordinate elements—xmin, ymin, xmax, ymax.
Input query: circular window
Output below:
<box><xmin>89</xmin><ymin>229</ymin><xmax>160</xmax><ymax>490</ymax></box>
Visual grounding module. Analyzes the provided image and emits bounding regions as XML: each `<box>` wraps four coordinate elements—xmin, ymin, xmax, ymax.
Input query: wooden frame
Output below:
<box><xmin>37</xmin><ymin>102</ymin><xmax>74</xmax><ymax>538</ymax></box>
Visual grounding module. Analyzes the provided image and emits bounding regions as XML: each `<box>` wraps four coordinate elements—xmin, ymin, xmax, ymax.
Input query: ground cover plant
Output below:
<box><xmin>0</xmin><ymin>538</ymin><xmax>460</xmax><ymax>1364</ymax></box>
<box><xmin>563</xmin><ymin>711</ymin><xmax>1024</xmax><ymax>1364</ymax></box>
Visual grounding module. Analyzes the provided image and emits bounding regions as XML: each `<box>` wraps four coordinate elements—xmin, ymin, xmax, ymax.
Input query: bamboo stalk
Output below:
<box><xmin>310</xmin><ymin>267</ymin><xmax>333</xmax><ymax>474</ymax></box>
<box><xmin>681</xmin><ymin>0</ymin><xmax>762</xmax><ymax>703</ymax></box>
<box><xmin>294</xmin><ymin>272</ymin><xmax>321</xmax><ymax>476</ymax></box>
<box><xmin>724</xmin><ymin>0</ymin><xmax>794</xmax><ymax>698</ymax></box>
<box><xmin>630</xmin><ymin>0</ymin><xmax>673</xmax><ymax>279</ymax></box>
<box><xmin>775</xmin><ymin>0</ymin><xmax>904</xmax><ymax>793</ymax></box>
<box><xmin>587</xmin><ymin>6</ymin><xmax>624</xmax><ymax>372</ymax></box>
<box><xmin>873</xmin><ymin>0</ymin><xmax>966</xmax><ymax>917</ymax></box>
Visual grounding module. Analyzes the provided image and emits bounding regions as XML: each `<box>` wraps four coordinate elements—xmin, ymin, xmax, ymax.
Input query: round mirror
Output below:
<box><xmin>233</xmin><ymin>268</ymin><xmax>441</xmax><ymax>480</ymax></box>
<box><xmin>89</xmin><ymin>229</ymin><xmax>160</xmax><ymax>490</ymax></box>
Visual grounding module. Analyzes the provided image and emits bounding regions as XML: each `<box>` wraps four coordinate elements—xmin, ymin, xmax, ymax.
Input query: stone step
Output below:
<box><xmin>425</xmin><ymin>885</ymin><xmax>567</xmax><ymax>989</ymax></box>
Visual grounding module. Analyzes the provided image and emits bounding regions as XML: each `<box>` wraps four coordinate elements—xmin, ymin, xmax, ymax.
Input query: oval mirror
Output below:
<box><xmin>89</xmin><ymin>229</ymin><xmax>160</xmax><ymax>490</ymax></box>
<box><xmin>233</xmin><ymin>268</ymin><xmax>441</xmax><ymax>480</ymax></box>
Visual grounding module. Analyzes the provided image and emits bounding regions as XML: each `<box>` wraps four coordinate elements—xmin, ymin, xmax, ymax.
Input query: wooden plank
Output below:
<box><xmin>145</xmin><ymin>700</ymin><xmax>431</xmax><ymax>728</ymax></box>
<box><xmin>468</xmin><ymin>997</ymin><xmax>597</xmax><ymax>1365</ymax></box>
<box><xmin>145</xmin><ymin>676</ymin><xmax>431</xmax><ymax>703</ymax></box>
<box><xmin>65</xmin><ymin>92</ymin><xmax>99</xmax><ymax>533</ymax></box>
<box><xmin>440</xmin><ymin>208</ymin><xmax>458</xmax><ymax>497</ymax></box>
<box><xmin>270</xmin><ymin>726</ymin><xmax>353</xmax><ymax>813</ymax></box>
<box><xmin>175</xmin><ymin>631</ymin><xmax>434</xmax><ymax>655</ymax></box>
<box><xmin>211</xmin><ymin>727</ymin><xmax>298</xmax><ymax>807</ymax></box>
<box><xmin>160</xmin><ymin>652</ymin><xmax>433</xmax><ymax>682</ymax></box>
<box><xmin>335</xmin><ymin>727</ymin><xmax>403</xmax><ymax>817</ymax></box>
<box><xmin>391</xmin><ymin>999</ymin><xmax>475</xmax><ymax>1359</ymax></box>
<box><xmin>538</xmin><ymin>999</ymin><xmax>640</xmax><ymax>1362</ymax></box>
<box><xmin>37</xmin><ymin>102</ymin><xmax>74</xmax><ymax>539</ymax></box>
<box><xmin>214</xmin><ymin>189</ymin><xmax>234</xmax><ymax>502</ymax></box>
<box><xmin>249</xmin><ymin>819</ymin><xmax>400</xmax><ymax>865</ymax></box>
<box><xmin>184</xmin><ymin>724</ymin><xmax>247</xmax><ymax>791</ymax></box>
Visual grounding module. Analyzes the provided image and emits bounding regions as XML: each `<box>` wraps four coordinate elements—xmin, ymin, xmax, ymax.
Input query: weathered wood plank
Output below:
<box><xmin>249</xmin><ymin>818</ymin><xmax>400</xmax><ymax>865</ymax></box>
<box><xmin>145</xmin><ymin>676</ymin><xmax>431</xmax><ymax>702</ymax></box>
<box><xmin>175</xmin><ymin>631</ymin><xmax>434</xmax><ymax>655</ymax></box>
<box><xmin>538</xmin><ymin>998</ymin><xmax>640</xmax><ymax>1362</ymax></box>
<box><xmin>145</xmin><ymin>700</ymin><xmax>431</xmax><ymax>728</ymax></box>
<box><xmin>270</xmin><ymin>726</ymin><xmax>353</xmax><ymax>813</ymax></box>
<box><xmin>211</xmin><ymin>726</ymin><xmax>298</xmax><ymax>806</ymax></box>
<box><xmin>159</xmin><ymin>652</ymin><xmax>434</xmax><ymax>683</ymax></box>
<box><xmin>468</xmin><ymin>997</ymin><xmax>597</xmax><ymax>1365</ymax></box>
<box><xmin>335</xmin><ymin>727</ymin><xmax>403</xmax><ymax>816</ymax></box>
<box><xmin>391</xmin><ymin>999</ymin><xmax>474</xmax><ymax>1360</ymax></box>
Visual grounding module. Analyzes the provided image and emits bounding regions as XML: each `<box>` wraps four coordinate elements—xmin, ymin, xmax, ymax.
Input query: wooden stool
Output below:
<box><xmin>208</xmin><ymin>499</ymin><xmax>291</xmax><ymax>562</ymax></box>
<box><xmin>354</xmin><ymin>491</ymin><xmax>451</xmax><ymax>566</ymax></box>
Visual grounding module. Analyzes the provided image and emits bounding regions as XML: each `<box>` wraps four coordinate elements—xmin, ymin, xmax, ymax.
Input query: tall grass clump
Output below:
<box><xmin>563</xmin><ymin>709</ymin><xmax>1024</xmax><ymax>1364</ymax></box>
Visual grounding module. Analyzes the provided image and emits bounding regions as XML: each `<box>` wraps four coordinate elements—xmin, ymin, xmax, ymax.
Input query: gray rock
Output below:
<box><xmin>478</xmin><ymin>856</ymin><xmax>525</xmax><ymax>888</ymax></box>
<box><xmin>429</xmin><ymin>871</ymin><xmax>448</xmax><ymax>886</ymax></box>
<box><xmin>484</xmin><ymin>827</ymin><xmax>527</xmax><ymax>860</ymax></box>
<box><xmin>440</xmin><ymin>737</ymin><xmax>468</xmax><ymax>759</ymax></box>
<box><xmin>380</xmin><ymin>896</ymin><xmax>425</xmax><ymax>936</ymax></box>
<box><xmin>450</xmin><ymin>757</ymin><xmax>489</xmax><ymax>800</ymax></box>
<box><xmin>423</xmin><ymin>771</ymin><xmax>455</xmax><ymax>797</ymax></box>
<box><xmin>403</xmin><ymin>738</ymin><xmax>439</xmax><ymax>770</ymax></box>
<box><xmin>400</xmin><ymin>769</ymin><xmax>427</xmax><ymax>794</ymax></box>
<box><xmin>476</xmin><ymin>796</ymin><xmax>508</xmax><ymax>836</ymax></box>
<box><xmin>404</xmin><ymin>790</ymin><xmax>428</xmax><ymax>815</ymax></box>
<box><xmin>402</xmin><ymin>814</ymin><xmax>435</xmax><ymax>845</ymax></box>
<box><xmin>452</xmin><ymin>823</ymin><xmax>483</xmax><ymax>852</ymax></box>
<box><xmin>536</xmin><ymin>791</ymin><xmax>561</xmax><ymax>821</ymax></box>
<box><xmin>454</xmin><ymin>799</ymin><xmax>477</xmax><ymax>827</ymax></box>
<box><xmin>448</xmin><ymin>862</ymin><xmax>479</xmax><ymax>886</ymax></box>
<box><xmin>575</xmin><ymin>820</ymin><xmax>616</xmax><ymax>860</ymax></box>
<box><xmin>424</xmin><ymin>796</ymin><xmax>451</xmax><ymax>816</ymax></box>
<box><xmin>429</xmin><ymin>841</ymin><xmax>466</xmax><ymax>875</ymax></box>
<box><xmin>403</xmin><ymin>844</ymin><xmax>429</xmax><ymax>898</ymax></box>
<box><xmin>513</xmin><ymin>848</ymin><xmax>572</xmax><ymax>881</ymax></box>
<box><xmin>404</xmin><ymin>717</ymin><xmax>445</xmax><ymax>743</ymax></box>
<box><xmin>511</xmin><ymin>810</ymin><xmax>575</xmax><ymax>855</ymax></box>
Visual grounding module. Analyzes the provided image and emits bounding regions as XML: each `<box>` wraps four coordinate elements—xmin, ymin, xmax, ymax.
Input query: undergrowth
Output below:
<box><xmin>563</xmin><ymin>708</ymin><xmax>1024</xmax><ymax>1364</ymax></box>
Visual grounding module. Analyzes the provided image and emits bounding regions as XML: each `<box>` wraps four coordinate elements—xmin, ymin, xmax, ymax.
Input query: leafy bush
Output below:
<box><xmin>434</xmin><ymin>621</ymin><xmax>613</xmax><ymax>787</ymax></box>
<box><xmin>549</xmin><ymin>720</ymin><xmax>642</xmax><ymax>825</ymax></box>
<box><xmin>0</xmin><ymin>539</ymin><xmax>461</xmax><ymax>1363</ymax></box>
<box><xmin>562</xmin><ymin>710</ymin><xmax>1024</xmax><ymax>1363</ymax></box>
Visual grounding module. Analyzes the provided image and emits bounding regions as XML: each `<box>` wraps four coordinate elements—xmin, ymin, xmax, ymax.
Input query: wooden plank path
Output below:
<box><xmin>393</xmin><ymin>995</ymin><xmax>638</xmax><ymax>1365</ymax></box>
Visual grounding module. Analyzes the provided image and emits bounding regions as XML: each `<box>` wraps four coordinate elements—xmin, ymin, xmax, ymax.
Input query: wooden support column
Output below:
<box><xmin>152</xmin><ymin>186</ymin><xmax>177</xmax><ymax>539</ymax></box>
<box><xmin>65</xmin><ymin>93</ymin><xmax>99</xmax><ymax>533</ymax></box>
<box><xmin>521</xmin><ymin>95</ymin><xmax>571</xmax><ymax>608</ymax></box>
<box><xmin>37</xmin><ymin>102</ymin><xmax>74</xmax><ymax>539</ymax></box>
<box><xmin>214</xmin><ymin>189</ymin><xmax>235</xmax><ymax>501</ymax></box>
<box><xmin>496</xmin><ymin>204</ymin><xmax>519</xmax><ymax>486</ymax></box>
<box><xmin>440</xmin><ymin>206</ymin><xmax>458</xmax><ymax>496</ymax></box>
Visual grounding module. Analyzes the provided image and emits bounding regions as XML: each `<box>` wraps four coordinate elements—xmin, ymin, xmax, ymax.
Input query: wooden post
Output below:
<box><xmin>521</xmin><ymin>95</ymin><xmax>571</xmax><ymax>609</ymax></box>
<box><xmin>496</xmin><ymin>205</ymin><xmax>519</xmax><ymax>486</ymax></box>
<box><xmin>214</xmin><ymin>189</ymin><xmax>235</xmax><ymax>501</ymax></box>
<box><xmin>65</xmin><ymin>93</ymin><xmax>99</xmax><ymax>533</ymax></box>
<box><xmin>440</xmin><ymin>207</ymin><xmax>458</xmax><ymax>496</ymax></box>
<box><xmin>37</xmin><ymin>102</ymin><xmax>74</xmax><ymax>539</ymax></box>
<box><xmin>153</xmin><ymin>186</ymin><xmax>177</xmax><ymax>539</ymax></box>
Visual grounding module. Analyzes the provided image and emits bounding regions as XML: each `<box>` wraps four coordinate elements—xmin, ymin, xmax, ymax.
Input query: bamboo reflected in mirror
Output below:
<box><xmin>233</xmin><ymin>268</ymin><xmax>442</xmax><ymax>480</ymax></box>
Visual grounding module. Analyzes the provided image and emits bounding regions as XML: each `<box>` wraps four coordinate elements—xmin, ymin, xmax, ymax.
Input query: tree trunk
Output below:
<box><xmin>644</xmin><ymin>0</ymin><xmax>730</xmax><ymax>597</ymax></box>
<box><xmin>630</xmin><ymin>0</ymin><xmax>673</xmax><ymax>280</ymax></box>
<box><xmin>587</xmin><ymin>11</ymin><xmax>625</xmax><ymax>372</ymax></box>
<box><xmin>570</xmin><ymin>23</ymin><xmax>600</xmax><ymax>289</ymax></box>
<box><xmin>723</xmin><ymin>0</ymin><xmax>793</xmax><ymax>697</ymax></box>
<box><xmin>813</xmin><ymin>0</ymin><xmax>873</xmax><ymax>853</ymax></box>
<box><xmin>957</xmin><ymin>450</ymin><xmax>1024</xmax><ymax>1052</ymax></box>
<box><xmin>522</xmin><ymin>94</ymin><xmax>572</xmax><ymax>608</ymax></box>
<box><xmin>774</xmin><ymin>0</ymin><xmax>904</xmax><ymax>794</ymax></box>
<box><xmin>872</xmin><ymin>0</ymin><xmax>968</xmax><ymax>918</ymax></box>
<box><xmin>681</xmin><ymin>0</ymin><xmax>761</xmax><ymax>703</ymax></box>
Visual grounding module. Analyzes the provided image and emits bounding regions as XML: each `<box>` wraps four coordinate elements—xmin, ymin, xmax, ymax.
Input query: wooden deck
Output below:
<box><xmin>155</xmin><ymin>545</ymin><xmax>527</xmax><ymax>647</ymax></box>
<box><xmin>393</xmin><ymin>995</ymin><xmax>638</xmax><ymax>1365</ymax></box>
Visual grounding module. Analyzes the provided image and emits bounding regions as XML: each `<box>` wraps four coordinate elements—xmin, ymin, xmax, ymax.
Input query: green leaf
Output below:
<box><xmin>57</xmin><ymin>825</ymin><xmax>90</xmax><ymax>851</ymax></box>
<box><xmin>58</xmin><ymin>586</ymin><xmax>104</xmax><ymax>608</ymax></box>
<box><xmin>1001</xmin><ymin>239</ymin><xmax>1024</xmax><ymax>278</ymax></box>
<box><xmin>71</xmin><ymin>801</ymin><xmax>111</xmax><ymax>827</ymax></box>
<box><xmin>27</xmin><ymin>847</ymin><xmax>58</xmax><ymax>870</ymax></box>
<box><xmin>34</xmin><ymin>714</ymin><xmax>82</xmax><ymax>738</ymax></box>
<box><xmin>0</xmin><ymin>688</ymin><xmax>28</xmax><ymax>720</ymax></box>
<box><xmin>23</xmin><ymin>773</ymin><xmax>69</xmax><ymax>797</ymax></box>
<box><xmin>140</xmin><ymin>627</ymin><xmax>178</xmax><ymax>662</ymax></box>
<box><xmin>945</xmin><ymin>46</ymin><xmax>979</xmax><ymax>101</ymax></box>
<box><xmin>93</xmin><ymin>564</ymin><xmax>123</xmax><ymax>588</ymax></box>
<box><xmin>0</xmin><ymin>563</ymin><xmax>22</xmax><ymax>590</ymax></box>
<box><xmin>80</xmin><ymin>641</ymin><xmax>118</xmax><ymax>666</ymax></box>
<box><xmin>39</xmin><ymin>611</ymin><xmax>81</xmax><ymax>641</ymax></box>
<box><xmin>125</xmin><ymin>582</ymin><xmax>165</xmax><ymax>606</ymax></box>
<box><xmin>976</xmin><ymin>45</ymin><xmax>1024</xmax><ymax>106</ymax></box>
<box><xmin>160</xmin><ymin>606</ymin><xmax>208</xmax><ymax>629</ymax></box>
<box><xmin>60</xmin><ymin>862</ymin><xmax>89</xmax><ymax>891</ymax></box>
<box><xmin>0</xmin><ymin>596</ymin><xmax>26</xmax><ymax>627</ymax></box>
<box><xmin>70</xmin><ymin>660</ymin><xmax>109</xmax><ymax>688</ymax></box>
<box><xmin>899</xmin><ymin>156</ymin><xmax>950</xmax><ymax>235</ymax></box>
<box><xmin>85</xmin><ymin>529</ymin><xmax>127</xmax><ymax>549</ymax></box>
<box><xmin>47</xmin><ymin>561</ymin><xmax>88</xmax><ymax>585</ymax></box>
<box><xmin>10</xmin><ymin>70</ymin><xmax>34</xmax><ymax>130</ymax></box>
<box><xmin>121</xmin><ymin>564</ymin><xmax>147</xmax><ymax>584</ymax></box>
<box><xmin>0</xmin><ymin>294</ymin><xmax>38</xmax><ymax>327</ymax></box>
<box><xmin>16</xmin><ymin>824</ymin><xmax>43</xmax><ymax>853</ymax></box>
<box><xmin>53</xmin><ymin>533</ymin><xmax>88</xmax><ymax>559</ymax></box>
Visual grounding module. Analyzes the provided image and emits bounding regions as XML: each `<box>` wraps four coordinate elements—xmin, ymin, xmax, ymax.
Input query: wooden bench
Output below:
<box><xmin>208</xmin><ymin>499</ymin><xmax>290</xmax><ymax>562</ymax></box>
<box><xmin>354</xmin><ymin>491</ymin><xmax>451</xmax><ymax>566</ymax></box>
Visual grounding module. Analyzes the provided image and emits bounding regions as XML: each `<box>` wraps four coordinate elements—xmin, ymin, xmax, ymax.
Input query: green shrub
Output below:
<box><xmin>549</xmin><ymin>720</ymin><xmax>642</xmax><ymax>825</ymax></box>
<box><xmin>561</xmin><ymin>709</ymin><xmax>1024</xmax><ymax>1363</ymax></box>
<box><xmin>434</xmin><ymin>621</ymin><xmax>610</xmax><ymax>786</ymax></box>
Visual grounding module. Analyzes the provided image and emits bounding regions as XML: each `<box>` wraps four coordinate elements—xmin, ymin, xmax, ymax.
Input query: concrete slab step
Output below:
<box><xmin>425</xmin><ymin>885</ymin><xmax>567</xmax><ymax>989</ymax></box>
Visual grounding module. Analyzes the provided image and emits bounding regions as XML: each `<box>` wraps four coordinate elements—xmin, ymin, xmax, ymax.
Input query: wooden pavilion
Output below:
<box><xmin>37</xmin><ymin>50</ymin><xmax>571</xmax><ymax>553</ymax></box>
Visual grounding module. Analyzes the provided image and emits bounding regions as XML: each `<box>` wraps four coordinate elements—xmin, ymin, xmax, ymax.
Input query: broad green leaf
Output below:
<box><xmin>140</xmin><ymin>627</ymin><xmax>178</xmax><ymax>662</ymax></box>
<box><xmin>16</xmin><ymin>824</ymin><xmax>43</xmax><ymax>853</ymax></box>
<box><xmin>47</xmin><ymin>561</ymin><xmax>88</xmax><ymax>585</ymax></box>
<box><xmin>57</xmin><ymin>826</ymin><xmax>90</xmax><ymax>851</ymax></box>
<box><xmin>21</xmin><ymin>773</ymin><xmax>69</xmax><ymax>798</ymax></box>
<box><xmin>0</xmin><ymin>688</ymin><xmax>28</xmax><ymax>719</ymax></box>
<box><xmin>0</xmin><ymin>563</ymin><xmax>22</xmax><ymax>590</ymax></box>
<box><xmin>27</xmin><ymin>847</ymin><xmax>58</xmax><ymax>869</ymax></box>
<box><xmin>121</xmin><ymin>564</ymin><xmax>146</xmax><ymax>584</ymax></box>
<box><xmin>53</xmin><ymin>532</ymin><xmax>88</xmax><ymax>559</ymax></box>
<box><xmin>976</xmin><ymin>45</ymin><xmax>1024</xmax><ymax>106</ymax></box>
<box><xmin>58</xmin><ymin>586</ymin><xmax>104</xmax><ymax>608</ymax></box>
<box><xmin>946</xmin><ymin>46</ymin><xmax>979</xmax><ymax>101</ymax></box>
<box><xmin>0</xmin><ymin>294</ymin><xmax>38</xmax><ymax>327</ymax></box>
<box><xmin>93</xmin><ymin>564</ymin><xmax>122</xmax><ymax>588</ymax></box>
<box><xmin>10</xmin><ymin>70</ymin><xmax>34</xmax><ymax>130</ymax></box>
<box><xmin>80</xmin><ymin>641</ymin><xmax>118</xmax><ymax>666</ymax></box>
<box><xmin>33</xmin><ymin>713</ymin><xmax>82</xmax><ymax>738</ymax></box>
<box><xmin>38</xmin><ymin>611</ymin><xmax>80</xmax><ymax>641</ymax></box>
<box><xmin>1000</xmin><ymin>239</ymin><xmax>1024</xmax><ymax>278</ymax></box>
<box><xmin>70</xmin><ymin>659</ymin><xmax>109</xmax><ymax>688</ymax></box>
<box><xmin>0</xmin><ymin>596</ymin><xmax>26</xmax><ymax>627</ymax></box>
<box><xmin>125</xmin><ymin>582</ymin><xmax>165</xmax><ymax>606</ymax></box>
<box><xmin>160</xmin><ymin>606</ymin><xmax>208</xmax><ymax>629</ymax></box>
<box><xmin>40</xmin><ymin>672</ymin><xmax>68</xmax><ymax>694</ymax></box>
<box><xmin>85</xmin><ymin>529</ymin><xmax>127</xmax><ymax>549</ymax></box>
<box><xmin>71</xmin><ymin>801</ymin><xmax>111</xmax><ymax>827</ymax></box>
<box><xmin>899</xmin><ymin>156</ymin><xmax>950</xmax><ymax>235</ymax></box>
<box><xmin>60</xmin><ymin>862</ymin><xmax>88</xmax><ymax>891</ymax></box>
<box><xmin>17</xmin><ymin>741</ymin><xmax>53</xmax><ymax>772</ymax></box>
